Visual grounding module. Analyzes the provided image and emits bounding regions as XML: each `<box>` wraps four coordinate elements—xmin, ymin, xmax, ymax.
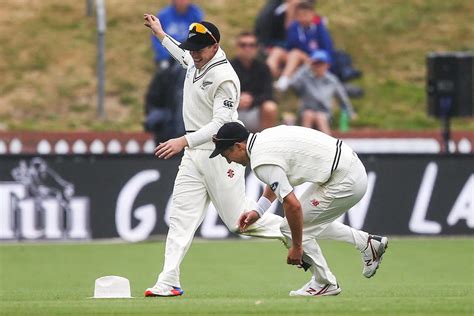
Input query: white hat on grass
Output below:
<box><xmin>92</xmin><ymin>276</ymin><xmax>133</xmax><ymax>298</ymax></box>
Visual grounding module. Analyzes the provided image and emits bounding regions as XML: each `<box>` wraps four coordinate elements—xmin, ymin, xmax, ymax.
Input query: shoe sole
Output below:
<box><xmin>365</xmin><ymin>237</ymin><xmax>388</xmax><ymax>278</ymax></box>
<box><xmin>144</xmin><ymin>289</ymin><xmax>183</xmax><ymax>297</ymax></box>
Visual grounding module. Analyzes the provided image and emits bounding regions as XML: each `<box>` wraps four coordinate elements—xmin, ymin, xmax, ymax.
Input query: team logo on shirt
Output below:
<box><xmin>270</xmin><ymin>182</ymin><xmax>279</xmax><ymax>192</ymax></box>
<box><xmin>200</xmin><ymin>81</ymin><xmax>213</xmax><ymax>90</ymax></box>
<box><xmin>227</xmin><ymin>169</ymin><xmax>235</xmax><ymax>178</ymax></box>
<box><xmin>310</xmin><ymin>199</ymin><xmax>320</xmax><ymax>207</ymax></box>
<box><xmin>223</xmin><ymin>99</ymin><xmax>234</xmax><ymax>109</ymax></box>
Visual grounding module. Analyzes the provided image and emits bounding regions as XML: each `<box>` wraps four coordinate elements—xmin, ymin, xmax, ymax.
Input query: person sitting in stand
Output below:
<box><xmin>274</xmin><ymin>1</ymin><xmax>334</xmax><ymax>91</ymax></box>
<box><xmin>231</xmin><ymin>32</ymin><xmax>278</xmax><ymax>132</ymax></box>
<box><xmin>286</xmin><ymin>50</ymin><xmax>356</xmax><ymax>135</ymax></box>
<box><xmin>255</xmin><ymin>0</ymin><xmax>301</xmax><ymax>78</ymax></box>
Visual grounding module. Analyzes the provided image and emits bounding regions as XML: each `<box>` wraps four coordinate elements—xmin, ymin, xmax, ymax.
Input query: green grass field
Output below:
<box><xmin>1</xmin><ymin>238</ymin><xmax>473</xmax><ymax>315</ymax></box>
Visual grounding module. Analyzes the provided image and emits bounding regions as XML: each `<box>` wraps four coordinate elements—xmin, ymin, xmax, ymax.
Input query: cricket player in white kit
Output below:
<box><xmin>143</xmin><ymin>15</ymin><xmax>284</xmax><ymax>297</ymax></box>
<box><xmin>211</xmin><ymin>122</ymin><xmax>389</xmax><ymax>296</ymax></box>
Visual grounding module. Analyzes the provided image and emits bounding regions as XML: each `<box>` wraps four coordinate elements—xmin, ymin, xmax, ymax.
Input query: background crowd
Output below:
<box><xmin>144</xmin><ymin>0</ymin><xmax>364</xmax><ymax>143</ymax></box>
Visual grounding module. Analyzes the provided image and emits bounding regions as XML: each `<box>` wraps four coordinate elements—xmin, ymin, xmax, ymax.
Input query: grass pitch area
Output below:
<box><xmin>1</xmin><ymin>238</ymin><xmax>473</xmax><ymax>315</ymax></box>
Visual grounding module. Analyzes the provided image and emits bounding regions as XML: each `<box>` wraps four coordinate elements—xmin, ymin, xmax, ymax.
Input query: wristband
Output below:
<box><xmin>255</xmin><ymin>196</ymin><xmax>272</xmax><ymax>217</ymax></box>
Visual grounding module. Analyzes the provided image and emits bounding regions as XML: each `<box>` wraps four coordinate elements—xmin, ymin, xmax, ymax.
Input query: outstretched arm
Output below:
<box><xmin>143</xmin><ymin>13</ymin><xmax>191</xmax><ymax>68</ymax></box>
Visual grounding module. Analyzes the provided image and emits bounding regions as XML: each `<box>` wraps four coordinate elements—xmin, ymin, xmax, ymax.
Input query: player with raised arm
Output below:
<box><xmin>210</xmin><ymin>122</ymin><xmax>388</xmax><ymax>297</ymax></box>
<box><xmin>143</xmin><ymin>14</ymin><xmax>285</xmax><ymax>297</ymax></box>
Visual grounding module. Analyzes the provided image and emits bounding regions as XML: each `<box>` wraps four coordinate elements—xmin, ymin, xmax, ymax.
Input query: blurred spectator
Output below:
<box><xmin>231</xmin><ymin>32</ymin><xmax>278</xmax><ymax>132</ymax></box>
<box><xmin>144</xmin><ymin>62</ymin><xmax>186</xmax><ymax>144</ymax></box>
<box><xmin>255</xmin><ymin>0</ymin><xmax>290</xmax><ymax>48</ymax></box>
<box><xmin>144</xmin><ymin>0</ymin><xmax>203</xmax><ymax>144</ymax></box>
<box><xmin>331</xmin><ymin>50</ymin><xmax>364</xmax><ymax>98</ymax></box>
<box><xmin>255</xmin><ymin>0</ymin><xmax>300</xmax><ymax>77</ymax></box>
<box><xmin>286</xmin><ymin>50</ymin><xmax>356</xmax><ymax>135</ymax></box>
<box><xmin>274</xmin><ymin>1</ymin><xmax>334</xmax><ymax>91</ymax></box>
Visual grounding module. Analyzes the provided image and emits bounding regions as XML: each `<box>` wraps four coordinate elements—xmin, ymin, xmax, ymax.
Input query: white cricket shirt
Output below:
<box><xmin>248</xmin><ymin>125</ymin><xmax>354</xmax><ymax>192</ymax></box>
<box><xmin>161</xmin><ymin>35</ymin><xmax>241</xmax><ymax>150</ymax></box>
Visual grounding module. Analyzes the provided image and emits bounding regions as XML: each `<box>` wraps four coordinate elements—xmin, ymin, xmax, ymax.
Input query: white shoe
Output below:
<box><xmin>274</xmin><ymin>76</ymin><xmax>289</xmax><ymax>91</ymax></box>
<box><xmin>362</xmin><ymin>235</ymin><xmax>388</xmax><ymax>278</ymax></box>
<box><xmin>289</xmin><ymin>277</ymin><xmax>341</xmax><ymax>297</ymax></box>
<box><xmin>144</xmin><ymin>283</ymin><xmax>184</xmax><ymax>297</ymax></box>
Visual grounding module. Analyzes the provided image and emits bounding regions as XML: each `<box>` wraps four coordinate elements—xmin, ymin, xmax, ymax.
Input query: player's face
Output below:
<box><xmin>221</xmin><ymin>143</ymin><xmax>248</xmax><ymax>166</ymax></box>
<box><xmin>190</xmin><ymin>44</ymin><xmax>218</xmax><ymax>69</ymax></box>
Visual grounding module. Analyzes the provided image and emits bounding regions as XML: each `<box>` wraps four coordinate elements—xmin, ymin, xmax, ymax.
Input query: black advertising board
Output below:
<box><xmin>0</xmin><ymin>154</ymin><xmax>472</xmax><ymax>242</ymax></box>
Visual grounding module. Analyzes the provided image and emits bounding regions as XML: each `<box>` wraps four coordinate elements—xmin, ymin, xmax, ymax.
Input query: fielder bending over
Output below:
<box><xmin>211</xmin><ymin>122</ymin><xmax>389</xmax><ymax>296</ymax></box>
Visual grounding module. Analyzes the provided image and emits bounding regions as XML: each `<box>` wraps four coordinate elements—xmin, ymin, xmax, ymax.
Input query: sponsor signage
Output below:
<box><xmin>0</xmin><ymin>154</ymin><xmax>472</xmax><ymax>242</ymax></box>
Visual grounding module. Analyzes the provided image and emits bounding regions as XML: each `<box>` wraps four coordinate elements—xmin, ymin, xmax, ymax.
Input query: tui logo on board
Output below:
<box><xmin>0</xmin><ymin>158</ymin><xmax>90</xmax><ymax>240</ymax></box>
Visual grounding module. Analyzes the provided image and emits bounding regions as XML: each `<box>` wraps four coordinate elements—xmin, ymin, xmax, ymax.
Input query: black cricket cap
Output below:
<box><xmin>209</xmin><ymin>122</ymin><xmax>249</xmax><ymax>158</ymax></box>
<box><xmin>179</xmin><ymin>21</ymin><xmax>220</xmax><ymax>51</ymax></box>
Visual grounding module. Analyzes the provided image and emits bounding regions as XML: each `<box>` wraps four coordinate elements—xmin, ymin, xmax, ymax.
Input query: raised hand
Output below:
<box><xmin>143</xmin><ymin>14</ymin><xmax>165</xmax><ymax>40</ymax></box>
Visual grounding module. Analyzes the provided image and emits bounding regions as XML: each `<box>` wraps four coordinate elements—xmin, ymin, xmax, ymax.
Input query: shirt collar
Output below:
<box><xmin>197</xmin><ymin>47</ymin><xmax>226</xmax><ymax>73</ymax></box>
<box><xmin>246</xmin><ymin>132</ymin><xmax>258</xmax><ymax>156</ymax></box>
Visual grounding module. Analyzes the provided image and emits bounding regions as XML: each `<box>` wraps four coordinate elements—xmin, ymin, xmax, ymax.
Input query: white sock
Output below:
<box><xmin>318</xmin><ymin>221</ymin><xmax>368</xmax><ymax>252</ymax></box>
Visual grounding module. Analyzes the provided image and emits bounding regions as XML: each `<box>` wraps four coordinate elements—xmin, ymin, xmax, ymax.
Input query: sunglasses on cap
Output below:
<box><xmin>189</xmin><ymin>22</ymin><xmax>218</xmax><ymax>44</ymax></box>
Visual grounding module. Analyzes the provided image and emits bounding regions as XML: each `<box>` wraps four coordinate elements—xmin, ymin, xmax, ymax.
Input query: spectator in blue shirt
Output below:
<box><xmin>286</xmin><ymin>4</ymin><xmax>333</xmax><ymax>57</ymax></box>
<box><xmin>274</xmin><ymin>1</ymin><xmax>334</xmax><ymax>91</ymax></box>
<box><xmin>151</xmin><ymin>0</ymin><xmax>203</xmax><ymax>68</ymax></box>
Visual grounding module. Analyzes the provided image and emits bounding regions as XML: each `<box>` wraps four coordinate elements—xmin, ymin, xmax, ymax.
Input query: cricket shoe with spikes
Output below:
<box><xmin>362</xmin><ymin>235</ymin><xmax>388</xmax><ymax>278</ymax></box>
<box><xmin>144</xmin><ymin>283</ymin><xmax>184</xmax><ymax>297</ymax></box>
<box><xmin>289</xmin><ymin>277</ymin><xmax>341</xmax><ymax>297</ymax></box>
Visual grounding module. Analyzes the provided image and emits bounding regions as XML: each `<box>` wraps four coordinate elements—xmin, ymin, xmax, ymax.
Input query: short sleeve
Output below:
<box><xmin>254</xmin><ymin>164</ymin><xmax>293</xmax><ymax>203</ymax></box>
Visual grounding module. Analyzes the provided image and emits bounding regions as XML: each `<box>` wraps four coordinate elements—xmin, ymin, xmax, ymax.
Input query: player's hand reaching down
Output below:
<box><xmin>154</xmin><ymin>136</ymin><xmax>188</xmax><ymax>159</ymax></box>
<box><xmin>238</xmin><ymin>211</ymin><xmax>260</xmax><ymax>232</ymax></box>
<box><xmin>287</xmin><ymin>246</ymin><xmax>303</xmax><ymax>266</ymax></box>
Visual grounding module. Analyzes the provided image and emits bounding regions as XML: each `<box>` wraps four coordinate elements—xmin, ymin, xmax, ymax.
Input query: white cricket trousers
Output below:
<box><xmin>158</xmin><ymin>148</ymin><xmax>284</xmax><ymax>287</ymax></box>
<box><xmin>280</xmin><ymin>145</ymin><xmax>369</xmax><ymax>286</ymax></box>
